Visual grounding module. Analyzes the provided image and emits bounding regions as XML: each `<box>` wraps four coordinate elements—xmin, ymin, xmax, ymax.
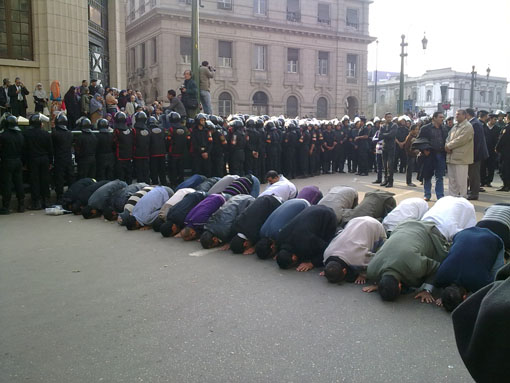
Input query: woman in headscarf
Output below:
<box><xmin>64</xmin><ymin>86</ymin><xmax>80</xmax><ymax>130</ymax></box>
<box><xmin>49</xmin><ymin>80</ymin><xmax>62</xmax><ymax>127</ymax></box>
<box><xmin>118</xmin><ymin>90</ymin><xmax>129</xmax><ymax>109</ymax></box>
<box><xmin>33</xmin><ymin>83</ymin><xmax>48</xmax><ymax>113</ymax></box>
<box><xmin>89</xmin><ymin>93</ymin><xmax>104</xmax><ymax>124</ymax></box>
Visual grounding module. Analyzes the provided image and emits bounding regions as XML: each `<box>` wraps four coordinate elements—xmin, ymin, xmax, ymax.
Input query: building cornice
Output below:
<box><xmin>126</xmin><ymin>7</ymin><xmax>376</xmax><ymax>44</ymax></box>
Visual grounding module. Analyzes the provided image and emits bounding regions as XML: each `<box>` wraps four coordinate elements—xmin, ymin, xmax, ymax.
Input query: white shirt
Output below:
<box><xmin>323</xmin><ymin>216</ymin><xmax>386</xmax><ymax>267</ymax></box>
<box><xmin>383</xmin><ymin>198</ymin><xmax>429</xmax><ymax>232</ymax></box>
<box><xmin>259</xmin><ymin>175</ymin><xmax>297</xmax><ymax>202</ymax></box>
<box><xmin>158</xmin><ymin>188</ymin><xmax>195</xmax><ymax>219</ymax></box>
<box><xmin>422</xmin><ymin>196</ymin><xmax>476</xmax><ymax>241</ymax></box>
<box><xmin>16</xmin><ymin>85</ymin><xmax>23</xmax><ymax>101</ymax></box>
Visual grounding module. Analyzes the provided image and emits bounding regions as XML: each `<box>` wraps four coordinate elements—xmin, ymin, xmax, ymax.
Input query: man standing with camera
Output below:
<box><xmin>199</xmin><ymin>61</ymin><xmax>214</xmax><ymax>115</ymax></box>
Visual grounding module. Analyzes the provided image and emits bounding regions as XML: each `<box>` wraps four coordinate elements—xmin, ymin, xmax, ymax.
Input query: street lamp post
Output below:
<box><xmin>190</xmin><ymin>0</ymin><xmax>203</xmax><ymax>116</ymax></box>
<box><xmin>398</xmin><ymin>35</ymin><xmax>407</xmax><ymax>115</ymax></box>
<box><xmin>373</xmin><ymin>40</ymin><xmax>378</xmax><ymax>118</ymax></box>
<box><xmin>469</xmin><ymin>65</ymin><xmax>477</xmax><ymax>108</ymax></box>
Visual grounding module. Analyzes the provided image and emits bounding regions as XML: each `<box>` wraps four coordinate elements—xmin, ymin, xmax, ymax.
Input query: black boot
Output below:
<box><xmin>0</xmin><ymin>204</ymin><xmax>10</xmax><ymax>215</ymax></box>
<box><xmin>17</xmin><ymin>200</ymin><xmax>25</xmax><ymax>213</ymax></box>
<box><xmin>41</xmin><ymin>198</ymin><xmax>47</xmax><ymax>209</ymax></box>
<box><xmin>380</xmin><ymin>179</ymin><xmax>388</xmax><ymax>187</ymax></box>
<box><xmin>29</xmin><ymin>200</ymin><xmax>42</xmax><ymax>210</ymax></box>
<box><xmin>372</xmin><ymin>179</ymin><xmax>382</xmax><ymax>184</ymax></box>
<box><xmin>385</xmin><ymin>179</ymin><xmax>393</xmax><ymax>188</ymax></box>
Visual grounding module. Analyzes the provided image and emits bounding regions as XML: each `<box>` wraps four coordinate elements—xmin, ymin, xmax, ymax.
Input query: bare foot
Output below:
<box><xmin>362</xmin><ymin>284</ymin><xmax>378</xmax><ymax>293</ymax></box>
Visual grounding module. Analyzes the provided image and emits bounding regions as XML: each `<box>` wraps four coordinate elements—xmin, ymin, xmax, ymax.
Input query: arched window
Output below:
<box><xmin>218</xmin><ymin>92</ymin><xmax>232</xmax><ymax>116</ymax></box>
<box><xmin>380</xmin><ymin>94</ymin><xmax>386</xmax><ymax>104</ymax></box>
<box><xmin>426</xmin><ymin>90</ymin><xmax>432</xmax><ymax>102</ymax></box>
<box><xmin>317</xmin><ymin>97</ymin><xmax>328</xmax><ymax>119</ymax></box>
<box><xmin>286</xmin><ymin>96</ymin><xmax>299</xmax><ymax>117</ymax></box>
<box><xmin>252</xmin><ymin>91</ymin><xmax>268</xmax><ymax>115</ymax></box>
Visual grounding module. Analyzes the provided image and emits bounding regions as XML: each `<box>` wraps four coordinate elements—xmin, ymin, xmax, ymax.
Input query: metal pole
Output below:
<box><xmin>191</xmin><ymin>0</ymin><xmax>200</xmax><ymax>111</ymax></box>
<box><xmin>373</xmin><ymin>40</ymin><xmax>378</xmax><ymax>118</ymax></box>
<box><xmin>398</xmin><ymin>34</ymin><xmax>407</xmax><ymax>115</ymax></box>
<box><xmin>469</xmin><ymin>65</ymin><xmax>476</xmax><ymax>108</ymax></box>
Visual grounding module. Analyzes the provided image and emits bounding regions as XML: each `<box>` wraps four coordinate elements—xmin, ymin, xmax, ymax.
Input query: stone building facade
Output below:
<box><xmin>0</xmin><ymin>0</ymin><xmax>126</xmax><ymax>111</ymax></box>
<box><xmin>126</xmin><ymin>0</ymin><xmax>374</xmax><ymax>118</ymax></box>
<box><xmin>368</xmin><ymin>68</ymin><xmax>508</xmax><ymax>118</ymax></box>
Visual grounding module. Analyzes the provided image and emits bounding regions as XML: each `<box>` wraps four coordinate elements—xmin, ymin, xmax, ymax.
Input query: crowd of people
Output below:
<box><xmin>48</xmin><ymin>170</ymin><xmax>509</xmax><ymax>315</ymax></box>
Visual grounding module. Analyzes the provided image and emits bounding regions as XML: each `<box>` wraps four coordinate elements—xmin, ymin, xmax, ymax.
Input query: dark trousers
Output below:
<box><xmin>395</xmin><ymin>146</ymin><xmax>407</xmax><ymax>172</ymax></box>
<box><xmin>468</xmin><ymin>161</ymin><xmax>481</xmax><ymax>197</ymax></box>
<box><xmin>1</xmin><ymin>158</ymin><xmax>24</xmax><ymax>207</ymax></box>
<box><xmin>322</xmin><ymin>149</ymin><xmax>334</xmax><ymax>173</ymax></box>
<box><xmin>257</xmin><ymin>153</ymin><xmax>266</xmax><ymax>182</ymax></box>
<box><xmin>383</xmin><ymin>149</ymin><xmax>395</xmax><ymax>182</ymax></box>
<box><xmin>192</xmin><ymin>155</ymin><xmax>211</xmax><ymax>178</ymax></box>
<box><xmin>54</xmin><ymin>159</ymin><xmax>74</xmax><ymax>198</ymax></box>
<box><xmin>283</xmin><ymin>149</ymin><xmax>296</xmax><ymax>178</ymax></box>
<box><xmin>310</xmin><ymin>152</ymin><xmax>319</xmax><ymax>175</ymax></box>
<box><xmin>298</xmin><ymin>147</ymin><xmax>310</xmax><ymax>176</ymax></box>
<box><xmin>229</xmin><ymin>150</ymin><xmax>245</xmax><ymax>176</ymax></box>
<box><xmin>266</xmin><ymin>151</ymin><xmax>278</xmax><ymax>174</ymax></box>
<box><xmin>375</xmin><ymin>153</ymin><xmax>383</xmax><ymax>181</ymax></box>
<box><xmin>28</xmin><ymin>156</ymin><xmax>50</xmax><ymax>202</ymax></box>
<box><xmin>134</xmin><ymin>158</ymin><xmax>150</xmax><ymax>183</ymax></box>
<box><xmin>77</xmin><ymin>157</ymin><xmax>96</xmax><ymax>179</ymax></box>
<box><xmin>11</xmin><ymin>100</ymin><xmax>26</xmax><ymax>117</ymax></box>
<box><xmin>211</xmin><ymin>153</ymin><xmax>225</xmax><ymax>178</ymax></box>
<box><xmin>150</xmin><ymin>156</ymin><xmax>167</xmax><ymax>185</ymax></box>
<box><xmin>347</xmin><ymin>147</ymin><xmax>357</xmax><ymax>172</ymax></box>
<box><xmin>357</xmin><ymin>148</ymin><xmax>369</xmax><ymax>174</ymax></box>
<box><xmin>169</xmin><ymin>156</ymin><xmax>185</xmax><ymax>186</ymax></box>
<box><xmin>406</xmin><ymin>156</ymin><xmax>416</xmax><ymax>184</ymax></box>
<box><xmin>244</xmin><ymin>152</ymin><xmax>256</xmax><ymax>176</ymax></box>
<box><xmin>333</xmin><ymin>147</ymin><xmax>344</xmax><ymax>172</ymax></box>
<box><xmin>501</xmin><ymin>156</ymin><xmax>510</xmax><ymax>187</ymax></box>
<box><xmin>96</xmin><ymin>153</ymin><xmax>115</xmax><ymax>181</ymax></box>
<box><xmin>116</xmin><ymin>159</ymin><xmax>132</xmax><ymax>185</ymax></box>
<box><xmin>481</xmin><ymin>154</ymin><xmax>497</xmax><ymax>185</ymax></box>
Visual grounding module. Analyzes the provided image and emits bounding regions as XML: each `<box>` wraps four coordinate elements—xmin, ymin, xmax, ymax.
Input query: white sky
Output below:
<box><xmin>367</xmin><ymin>0</ymin><xmax>510</xmax><ymax>91</ymax></box>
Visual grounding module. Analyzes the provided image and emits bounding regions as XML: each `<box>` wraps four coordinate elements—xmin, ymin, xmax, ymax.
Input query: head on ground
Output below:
<box><xmin>152</xmin><ymin>217</ymin><xmax>164</xmax><ymax>232</ymax></box>
<box><xmin>125</xmin><ymin>215</ymin><xmax>142</xmax><ymax>230</ymax></box>
<box><xmin>255</xmin><ymin>237</ymin><xmax>277</xmax><ymax>260</ymax></box>
<box><xmin>72</xmin><ymin>202</ymin><xmax>83</xmax><ymax>215</ymax></box>
<box><xmin>275</xmin><ymin>249</ymin><xmax>299</xmax><ymax>269</ymax></box>
<box><xmin>160</xmin><ymin>220</ymin><xmax>181</xmax><ymax>237</ymax></box>
<box><xmin>103</xmin><ymin>207</ymin><xmax>118</xmax><ymax>221</ymax></box>
<box><xmin>441</xmin><ymin>285</ymin><xmax>467</xmax><ymax>312</ymax></box>
<box><xmin>81</xmin><ymin>206</ymin><xmax>101</xmax><ymax>219</ymax></box>
<box><xmin>378</xmin><ymin>274</ymin><xmax>401</xmax><ymax>301</ymax></box>
<box><xmin>324</xmin><ymin>260</ymin><xmax>348</xmax><ymax>284</ymax></box>
<box><xmin>230</xmin><ymin>234</ymin><xmax>252</xmax><ymax>254</ymax></box>
<box><xmin>180</xmin><ymin>226</ymin><xmax>199</xmax><ymax>241</ymax></box>
<box><xmin>265</xmin><ymin>170</ymin><xmax>280</xmax><ymax>184</ymax></box>
<box><xmin>200</xmin><ymin>230</ymin><xmax>223</xmax><ymax>249</ymax></box>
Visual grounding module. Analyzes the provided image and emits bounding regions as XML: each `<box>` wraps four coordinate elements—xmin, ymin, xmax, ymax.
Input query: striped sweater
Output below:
<box><xmin>481</xmin><ymin>204</ymin><xmax>510</xmax><ymax>229</ymax></box>
<box><xmin>124</xmin><ymin>186</ymin><xmax>154</xmax><ymax>213</ymax></box>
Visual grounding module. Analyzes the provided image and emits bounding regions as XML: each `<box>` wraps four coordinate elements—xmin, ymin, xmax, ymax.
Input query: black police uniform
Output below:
<box><xmin>24</xmin><ymin>119</ymin><xmax>53</xmax><ymax>207</ymax></box>
<box><xmin>496</xmin><ymin>124</ymin><xmax>510</xmax><ymax>191</ymax></box>
<box><xmin>149</xmin><ymin>119</ymin><xmax>168</xmax><ymax>185</ymax></box>
<box><xmin>211</xmin><ymin>124</ymin><xmax>227</xmax><ymax>178</ymax></box>
<box><xmin>133</xmin><ymin>124</ymin><xmax>151</xmax><ymax>184</ymax></box>
<box><xmin>190</xmin><ymin>125</ymin><xmax>212</xmax><ymax>177</ymax></box>
<box><xmin>52</xmin><ymin>118</ymin><xmax>74</xmax><ymax>202</ymax></box>
<box><xmin>75</xmin><ymin>124</ymin><xmax>97</xmax><ymax>179</ymax></box>
<box><xmin>228</xmin><ymin>125</ymin><xmax>246</xmax><ymax>176</ymax></box>
<box><xmin>0</xmin><ymin>117</ymin><xmax>25</xmax><ymax>212</ymax></box>
<box><xmin>244</xmin><ymin>122</ymin><xmax>260</xmax><ymax>176</ymax></box>
<box><xmin>297</xmin><ymin>126</ymin><xmax>310</xmax><ymax>177</ymax></box>
<box><xmin>167</xmin><ymin>122</ymin><xmax>189</xmax><ymax>186</ymax></box>
<box><xmin>322</xmin><ymin>128</ymin><xmax>335</xmax><ymax>173</ymax></box>
<box><xmin>96</xmin><ymin>123</ymin><xmax>115</xmax><ymax>181</ymax></box>
<box><xmin>332</xmin><ymin>126</ymin><xmax>346</xmax><ymax>173</ymax></box>
<box><xmin>355</xmin><ymin>124</ymin><xmax>370</xmax><ymax>176</ymax></box>
<box><xmin>265</xmin><ymin>124</ymin><xmax>280</xmax><ymax>173</ymax></box>
<box><xmin>114</xmin><ymin>124</ymin><xmax>134</xmax><ymax>184</ymax></box>
<box><xmin>395</xmin><ymin>123</ymin><xmax>409</xmax><ymax>173</ymax></box>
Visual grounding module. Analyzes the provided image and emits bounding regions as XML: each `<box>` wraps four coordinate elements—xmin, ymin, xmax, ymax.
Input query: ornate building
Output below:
<box><xmin>368</xmin><ymin>68</ymin><xmax>509</xmax><ymax>118</ymax></box>
<box><xmin>126</xmin><ymin>0</ymin><xmax>374</xmax><ymax>118</ymax></box>
<box><xmin>0</xmin><ymin>0</ymin><xmax>126</xmax><ymax>110</ymax></box>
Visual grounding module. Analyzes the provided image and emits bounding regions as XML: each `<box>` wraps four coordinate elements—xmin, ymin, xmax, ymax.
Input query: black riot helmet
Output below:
<box><xmin>246</xmin><ymin>118</ymin><xmax>256</xmax><ymax>129</ymax></box>
<box><xmin>209</xmin><ymin>115</ymin><xmax>219</xmax><ymax>125</ymax></box>
<box><xmin>55</xmin><ymin>113</ymin><xmax>68</xmax><ymax>130</ymax></box>
<box><xmin>287</xmin><ymin>121</ymin><xmax>297</xmax><ymax>130</ymax></box>
<box><xmin>217</xmin><ymin>116</ymin><xmax>224</xmax><ymax>126</ymax></box>
<box><xmin>134</xmin><ymin>111</ymin><xmax>148</xmax><ymax>128</ymax></box>
<box><xmin>229</xmin><ymin>119</ymin><xmax>243</xmax><ymax>130</ymax></box>
<box><xmin>114</xmin><ymin>111</ymin><xmax>127</xmax><ymax>130</ymax></box>
<box><xmin>255</xmin><ymin>118</ymin><xmax>264</xmax><ymax>130</ymax></box>
<box><xmin>168</xmin><ymin>112</ymin><xmax>181</xmax><ymax>123</ymax></box>
<box><xmin>195</xmin><ymin>113</ymin><xmax>208</xmax><ymax>124</ymax></box>
<box><xmin>147</xmin><ymin>116</ymin><xmax>159</xmax><ymax>127</ymax></box>
<box><xmin>96</xmin><ymin>118</ymin><xmax>109</xmax><ymax>132</ymax></box>
<box><xmin>205</xmin><ymin>120</ymin><xmax>215</xmax><ymax>130</ymax></box>
<box><xmin>29</xmin><ymin>113</ymin><xmax>49</xmax><ymax>128</ymax></box>
<box><xmin>6</xmin><ymin>114</ymin><xmax>20</xmax><ymax>131</ymax></box>
<box><xmin>79</xmin><ymin>117</ymin><xmax>93</xmax><ymax>133</ymax></box>
<box><xmin>264</xmin><ymin>120</ymin><xmax>275</xmax><ymax>131</ymax></box>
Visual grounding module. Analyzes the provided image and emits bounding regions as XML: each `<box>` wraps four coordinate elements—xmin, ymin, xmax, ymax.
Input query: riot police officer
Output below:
<box><xmin>95</xmin><ymin>118</ymin><xmax>115</xmax><ymax>181</ymax></box>
<box><xmin>210</xmin><ymin>115</ymin><xmax>227</xmax><ymax>177</ymax></box>
<box><xmin>282</xmin><ymin>121</ymin><xmax>299</xmax><ymax>179</ymax></box>
<box><xmin>190</xmin><ymin>113</ymin><xmax>212</xmax><ymax>177</ymax></box>
<box><xmin>148</xmin><ymin>116</ymin><xmax>167</xmax><ymax>185</ymax></box>
<box><xmin>297</xmin><ymin>121</ymin><xmax>310</xmax><ymax>178</ymax></box>
<box><xmin>0</xmin><ymin>114</ymin><xmax>25</xmax><ymax>214</ymax></box>
<box><xmin>264</xmin><ymin>120</ymin><xmax>280</xmax><ymax>173</ymax></box>
<box><xmin>75</xmin><ymin>117</ymin><xmax>97</xmax><ymax>179</ymax></box>
<box><xmin>228</xmin><ymin>119</ymin><xmax>246</xmax><ymax>176</ymax></box>
<box><xmin>255</xmin><ymin>118</ymin><xmax>266</xmax><ymax>182</ymax></box>
<box><xmin>244</xmin><ymin>117</ymin><xmax>260</xmax><ymax>176</ymax></box>
<box><xmin>167</xmin><ymin>112</ymin><xmax>189</xmax><ymax>186</ymax></box>
<box><xmin>25</xmin><ymin>113</ymin><xmax>53</xmax><ymax>209</ymax></box>
<box><xmin>113</xmin><ymin>111</ymin><xmax>134</xmax><ymax>184</ymax></box>
<box><xmin>132</xmin><ymin>111</ymin><xmax>150</xmax><ymax>183</ymax></box>
<box><xmin>52</xmin><ymin>113</ymin><xmax>74</xmax><ymax>204</ymax></box>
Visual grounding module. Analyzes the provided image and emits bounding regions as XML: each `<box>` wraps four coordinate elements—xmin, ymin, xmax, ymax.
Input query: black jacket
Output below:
<box><xmin>96</xmin><ymin>131</ymin><xmax>115</xmax><ymax>156</ymax></box>
<box><xmin>23</xmin><ymin>127</ymin><xmax>53</xmax><ymax>162</ymax></box>
<box><xmin>7</xmin><ymin>84</ymin><xmax>29</xmax><ymax>108</ymax></box>
<box><xmin>380</xmin><ymin>123</ymin><xmax>397</xmax><ymax>151</ymax></box>
<box><xmin>0</xmin><ymin>129</ymin><xmax>24</xmax><ymax>160</ymax></box>
<box><xmin>469</xmin><ymin>117</ymin><xmax>489</xmax><ymax>163</ymax></box>
<box><xmin>418</xmin><ymin>123</ymin><xmax>448</xmax><ymax>153</ymax></box>
<box><xmin>75</xmin><ymin>132</ymin><xmax>98</xmax><ymax>160</ymax></box>
<box><xmin>52</xmin><ymin>129</ymin><xmax>73</xmax><ymax>162</ymax></box>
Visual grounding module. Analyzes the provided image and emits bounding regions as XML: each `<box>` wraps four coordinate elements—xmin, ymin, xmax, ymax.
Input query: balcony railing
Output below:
<box><xmin>286</xmin><ymin>11</ymin><xmax>301</xmax><ymax>22</ymax></box>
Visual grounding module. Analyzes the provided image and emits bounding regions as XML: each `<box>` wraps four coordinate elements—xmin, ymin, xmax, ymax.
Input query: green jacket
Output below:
<box><xmin>367</xmin><ymin>220</ymin><xmax>448</xmax><ymax>287</ymax></box>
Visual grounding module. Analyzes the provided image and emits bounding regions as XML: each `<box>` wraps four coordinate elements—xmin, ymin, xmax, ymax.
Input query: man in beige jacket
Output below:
<box><xmin>445</xmin><ymin>109</ymin><xmax>474</xmax><ymax>198</ymax></box>
<box><xmin>199</xmin><ymin>61</ymin><xmax>214</xmax><ymax>114</ymax></box>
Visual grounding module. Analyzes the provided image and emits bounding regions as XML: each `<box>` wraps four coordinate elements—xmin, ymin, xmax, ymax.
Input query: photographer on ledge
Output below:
<box><xmin>199</xmin><ymin>61</ymin><xmax>215</xmax><ymax>115</ymax></box>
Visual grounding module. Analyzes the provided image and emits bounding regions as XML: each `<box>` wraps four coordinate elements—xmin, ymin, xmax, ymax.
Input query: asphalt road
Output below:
<box><xmin>3</xmin><ymin>172</ymin><xmax>506</xmax><ymax>382</ymax></box>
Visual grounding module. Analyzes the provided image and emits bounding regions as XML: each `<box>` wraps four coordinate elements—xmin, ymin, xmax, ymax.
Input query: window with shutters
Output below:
<box><xmin>0</xmin><ymin>0</ymin><xmax>33</xmax><ymax>60</ymax></box>
<box><xmin>180</xmin><ymin>36</ymin><xmax>191</xmax><ymax>64</ymax></box>
<box><xmin>218</xmin><ymin>40</ymin><xmax>232</xmax><ymax>68</ymax></box>
<box><xmin>217</xmin><ymin>0</ymin><xmax>232</xmax><ymax>10</ymax></box>
<box><xmin>318</xmin><ymin>3</ymin><xmax>330</xmax><ymax>25</ymax></box>
<box><xmin>254</xmin><ymin>0</ymin><xmax>267</xmax><ymax>15</ymax></box>
<box><xmin>346</xmin><ymin>8</ymin><xmax>359</xmax><ymax>29</ymax></box>
<box><xmin>286</xmin><ymin>96</ymin><xmax>298</xmax><ymax>117</ymax></box>
<box><xmin>317</xmin><ymin>97</ymin><xmax>328</xmax><ymax>119</ymax></box>
<box><xmin>318</xmin><ymin>51</ymin><xmax>329</xmax><ymax>76</ymax></box>
<box><xmin>426</xmin><ymin>90</ymin><xmax>432</xmax><ymax>102</ymax></box>
<box><xmin>252</xmin><ymin>91</ymin><xmax>268</xmax><ymax>115</ymax></box>
<box><xmin>346</xmin><ymin>54</ymin><xmax>358</xmax><ymax>78</ymax></box>
<box><xmin>287</xmin><ymin>0</ymin><xmax>300</xmax><ymax>22</ymax></box>
<box><xmin>218</xmin><ymin>92</ymin><xmax>232</xmax><ymax>116</ymax></box>
<box><xmin>287</xmin><ymin>48</ymin><xmax>299</xmax><ymax>73</ymax></box>
<box><xmin>254</xmin><ymin>44</ymin><xmax>266</xmax><ymax>71</ymax></box>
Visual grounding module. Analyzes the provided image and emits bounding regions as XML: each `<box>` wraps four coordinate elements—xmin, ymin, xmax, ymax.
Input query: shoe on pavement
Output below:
<box><xmin>467</xmin><ymin>195</ymin><xmax>479</xmax><ymax>200</ymax></box>
<box><xmin>479</xmin><ymin>188</ymin><xmax>486</xmax><ymax>192</ymax></box>
<box><xmin>424</xmin><ymin>197</ymin><xmax>430</xmax><ymax>202</ymax></box>
<box><xmin>385</xmin><ymin>183</ymin><xmax>393</xmax><ymax>188</ymax></box>
<box><xmin>497</xmin><ymin>187</ymin><xmax>510</xmax><ymax>192</ymax></box>
<box><xmin>372</xmin><ymin>179</ymin><xmax>382</xmax><ymax>184</ymax></box>
<box><xmin>407</xmin><ymin>183</ymin><xmax>417</xmax><ymax>187</ymax></box>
